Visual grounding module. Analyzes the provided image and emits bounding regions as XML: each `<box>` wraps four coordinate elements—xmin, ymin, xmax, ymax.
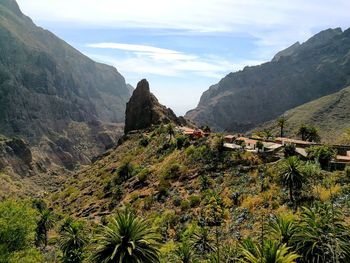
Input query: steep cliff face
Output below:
<box><xmin>0</xmin><ymin>0</ymin><xmax>131</xmax><ymax>170</ymax></box>
<box><xmin>124</xmin><ymin>79</ymin><xmax>184</xmax><ymax>133</ymax></box>
<box><xmin>186</xmin><ymin>28</ymin><xmax>350</xmax><ymax>132</ymax></box>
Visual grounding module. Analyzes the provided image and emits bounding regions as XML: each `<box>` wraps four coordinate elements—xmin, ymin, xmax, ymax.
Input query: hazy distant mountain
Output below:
<box><xmin>186</xmin><ymin>27</ymin><xmax>350</xmax><ymax>132</ymax></box>
<box><xmin>255</xmin><ymin>86</ymin><xmax>350</xmax><ymax>143</ymax></box>
<box><xmin>0</xmin><ymin>0</ymin><xmax>131</xmax><ymax>171</ymax></box>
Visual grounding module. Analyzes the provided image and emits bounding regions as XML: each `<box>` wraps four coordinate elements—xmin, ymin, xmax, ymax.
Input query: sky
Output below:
<box><xmin>16</xmin><ymin>0</ymin><xmax>350</xmax><ymax>115</ymax></box>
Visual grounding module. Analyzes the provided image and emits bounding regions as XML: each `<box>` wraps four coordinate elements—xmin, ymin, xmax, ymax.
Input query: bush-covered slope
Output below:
<box><xmin>49</xmin><ymin>125</ymin><xmax>350</xmax><ymax>261</ymax></box>
<box><xmin>255</xmin><ymin>86</ymin><xmax>350</xmax><ymax>143</ymax></box>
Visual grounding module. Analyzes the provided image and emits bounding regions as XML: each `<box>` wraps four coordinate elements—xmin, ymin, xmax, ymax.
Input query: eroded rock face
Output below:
<box><xmin>124</xmin><ymin>79</ymin><xmax>182</xmax><ymax>133</ymax></box>
<box><xmin>0</xmin><ymin>138</ymin><xmax>33</xmax><ymax>176</ymax></box>
<box><xmin>0</xmin><ymin>1</ymin><xmax>131</xmax><ymax>172</ymax></box>
<box><xmin>186</xmin><ymin>27</ymin><xmax>350</xmax><ymax>132</ymax></box>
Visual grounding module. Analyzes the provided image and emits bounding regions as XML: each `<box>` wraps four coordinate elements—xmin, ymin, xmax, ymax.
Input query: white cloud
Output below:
<box><xmin>86</xmin><ymin>42</ymin><xmax>263</xmax><ymax>78</ymax></box>
<box><xmin>17</xmin><ymin>0</ymin><xmax>350</xmax><ymax>60</ymax></box>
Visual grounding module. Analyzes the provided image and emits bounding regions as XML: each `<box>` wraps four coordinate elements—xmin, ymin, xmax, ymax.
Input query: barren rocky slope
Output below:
<box><xmin>0</xmin><ymin>0</ymin><xmax>132</xmax><ymax>174</ymax></box>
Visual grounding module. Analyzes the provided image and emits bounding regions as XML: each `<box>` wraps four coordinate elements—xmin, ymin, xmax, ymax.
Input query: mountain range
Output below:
<box><xmin>0</xmin><ymin>0</ymin><xmax>132</xmax><ymax>174</ymax></box>
<box><xmin>186</xmin><ymin>27</ymin><xmax>350</xmax><ymax>132</ymax></box>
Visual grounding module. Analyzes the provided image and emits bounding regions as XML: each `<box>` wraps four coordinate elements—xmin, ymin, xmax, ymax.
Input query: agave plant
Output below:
<box><xmin>239</xmin><ymin>238</ymin><xmax>299</xmax><ymax>263</ymax></box>
<box><xmin>292</xmin><ymin>203</ymin><xmax>350</xmax><ymax>263</ymax></box>
<box><xmin>269</xmin><ymin>214</ymin><xmax>297</xmax><ymax>246</ymax></box>
<box><xmin>91</xmin><ymin>210</ymin><xmax>161</xmax><ymax>263</ymax></box>
<box><xmin>174</xmin><ymin>240</ymin><xmax>197</xmax><ymax>263</ymax></box>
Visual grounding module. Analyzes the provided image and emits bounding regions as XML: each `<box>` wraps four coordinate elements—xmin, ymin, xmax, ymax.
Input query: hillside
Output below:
<box><xmin>186</xmin><ymin>27</ymin><xmax>350</xmax><ymax>132</ymax></box>
<box><xmin>255</xmin><ymin>86</ymin><xmax>350</xmax><ymax>143</ymax></box>
<box><xmin>0</xmin><ymin>0</ymin><xmax>131</xmax><ymax>175</ymax></box>
<box><xmin>45</xmin><ymin>124</ymin><xmax>350</xmax><ymax>261</ymax></box>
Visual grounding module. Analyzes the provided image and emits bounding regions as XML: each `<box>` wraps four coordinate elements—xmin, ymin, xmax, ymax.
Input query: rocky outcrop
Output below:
<box><xmin>0</xmin><ymin>137</ymin><xmax>33</xmax><ymax>176</ymax></box>
<box><xmin>0</xmin><ymin>1</ymin><xmax>131</xmax><ymax>171</ymax></box>
<box><xmin>124</xmin><ymin>79</ymin><xmax>183</xmax><ymax>133</ymax></box>
<box><xmin>186</xmin><ymin>27</ymin><xmax>350</xmax><ymax>132</ymax></box>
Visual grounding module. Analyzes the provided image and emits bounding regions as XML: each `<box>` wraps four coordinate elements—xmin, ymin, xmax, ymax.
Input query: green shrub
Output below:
<box><xmin>189</xmin><ymin>195</ymin><xmax>201</xmax><ymax>207</ymax></box>
<box><xmin>180</xmin><ymin>200</ymin><xmax>190</xmax><ymax>211</ymax></box>
<box><xmin>137</xmin><ymin>168</ymin><xmax>150</xmax><ymax>183</ymax></box>
<box><xmin>117</xmin><ymin>162</ymin><xmax>135</xmax><ymax>182</ymax></box>
<box><xmin>143</xmin><ymin>196</ymin><xmax>153</xmax><ymax>210</ymax></box>
<box><xmin>173</xmin><ymin>196</ymin><xmax>182</xmax><ymax>207</ymax></box>
<box><xmin>0</xmin><ymin>200</ymin><xmax>37</xmax><ymax>258</ymax></box>
<box><xmin>345</xmin><ymin>166</ymin><xmax>350</xmax><ymax>178</ymax></box>
<box><xmin>158</xmin><ymin>178</ymin><xmax>171</xmax><ymax>198</ymax></box>
<box><xmin>307</xmin><ymin>145</ymin><xmax>336</xmax><ymax>170</ymax></box>
<box><xmin>164</xmin><ymin>163</ymin><xmax>182</xmax><ymax>180</ymax></box>
<box><xmin>139</xmin><ymin>137</ymin><xmax>149</xmax><ymax>147</ymax></box>
<box><xmin>176</xmin><ymin>135</ymin><xmax>189</xmax><ymax>149</ymax></box>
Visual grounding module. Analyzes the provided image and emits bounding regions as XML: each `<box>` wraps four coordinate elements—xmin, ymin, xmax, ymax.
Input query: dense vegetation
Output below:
<box><xmin>1</xmin><ymin>125</ymin><xmax>350</xmax><ymax>262</ymax></box>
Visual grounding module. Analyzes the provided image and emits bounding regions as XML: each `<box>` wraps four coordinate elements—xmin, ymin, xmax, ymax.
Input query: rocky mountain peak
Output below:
<box><xmin>0</xmin><ymin>0</ymin><xmax>23</xmax><ymax>16</ymax></box>
<box><xmin>124</xmin><ymin>79</ymin><xmax>183</xmax><ymax>133</ymax></box>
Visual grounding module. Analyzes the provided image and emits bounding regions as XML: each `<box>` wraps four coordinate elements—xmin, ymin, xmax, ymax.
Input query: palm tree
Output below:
<box><xmin>263</xmin><ymin>129</ymin><xmax>273</xmax><ymax>140</ymax></box>
<box><xmin>305</xmin><ymin>126</ymin><xmax>320</xmax><ymax>142</ymax></box>
<box><xmin>297</xmin><ymin>125</ymin><xmax>308</xmax><ymax>141</ymax></box>
<box><xmin>166</xmin><ymin>123</ymin><xmax>175</xmax><ymax>141</ymax></box>
<box><xmin>292</xmin><ymin>203</ymin><xmax>350</xmax><ymax>263</ymax></box>
<box><xmin>239</xmin><ymin>238</ymin><xmax>299</xmax><ymax>263</ymax></box>
<box><xmin>279</xmin><ymin>156</ymin><xmax>304</xmax><ymax>204</ymax></box>
<box><xmin>59</xmin><ymin>218</ymin><xmax>87</xmax><ymax>263</ymax></box>
<box><xmin>91</xmin><ymin>210</ymin><xmax>160</xmax><ymax>263</ymax></box>
<box><xmin>35</xmin><ymin>208</ymin><xmax>55</xmax><ymax>248</ymax></box>
<box><xmin>277</xmin><ymin>117</ymin><xmax>286</xmax><ymax>138</ymax></box>
<box><xmin>306</xmin><ymin>145</ymin><xmax>336</xmax><ymax>170</ymax></box>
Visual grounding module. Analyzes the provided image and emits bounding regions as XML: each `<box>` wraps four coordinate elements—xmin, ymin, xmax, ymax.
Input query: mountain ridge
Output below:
<box><xmin>254</xmin><ymin>86</ymin><xmax>350</xmax><ymax>143</ymax></box>
<box><xmin>186</xmin><ymin>27</ymin><xmax>350</xmax><ymax>132</ymax></box>
<box><xmin>0</xmin><ymin>1</ymin><xmax>131</xmax><ymax>176</ymax></box>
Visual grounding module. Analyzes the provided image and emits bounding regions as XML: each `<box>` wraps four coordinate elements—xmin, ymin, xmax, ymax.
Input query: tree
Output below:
<box><xmin>305</xmin><ymin>126</ymin><xmax>320</xmax><ymax>142</ymax></box>
<box><xmin>306</xmin><ymin>145</ymin><xmax>336</xmax><ymax>170</ymax></box>
<box><xmin>118</xmin><ymin>162</ymin><xmax>134</xmax><ymax>182</ymax></box>
<box><xmin>256</xmin><ymin>141</ymin><xmax>264</xmax><ymax>153</ymax></box>
<box><xmin>297</xmin><ymin>125</ymin><xmax>308</xmax><ymax>141</ymax></box>
<box><xmin>35</xmin><ymin>207</ymin><xmax>55</xmax><ymax>249</ymax></box>
<box><xmin>297</xmin><ymin>125</ymin><xmax>320</xmax><ymax>142</ymax></box>
<box><xmin>59</xmin><ymin>218</ymin><xmax>87</xmax><ymax>263</ymax></box>
<box><xmin>166</xmin><ymin>124</ymin><xmax>175</xmax><ymax>141</ymax></box>
<box><xmin>277</xmin><ymin>117</ymin><xmax>286</xmax><ymax>138</ymax></box>
<box><xmin>0</xmin><ymin>200</ymin><xmax>38</xmax><ymax>261</ymax></box>
<box><xmin>262</xmin><ymin>130</ymin><xmax>274</xmax><ymax>140</ymax></box>
<box><xmin>239</xmin><ymin>238</ymin><xmax>299</xmax><ymax>263</ymax></box>
<box><xmin>283</xmin><ymin>143</ymin><xmax>296</xmax><ymax>158</ymax></box>
<box><xmin>202</xmin><ymin>125</ymin><xmax>211</xmax><ymax>133</ymax></box>
<box><xmin>292</xmin><ymin>203</ymin><xmax>350</xmax><ymax>262</ymax></box>
<box><xmin>91</xmin><ymin>210</ymin><xmax>161</xmax><ymax>263</ymax></box>
<box><xmin>279</xmin><ymin>156</ymin><xmax>305</xmax><ymax>205</ymax></box>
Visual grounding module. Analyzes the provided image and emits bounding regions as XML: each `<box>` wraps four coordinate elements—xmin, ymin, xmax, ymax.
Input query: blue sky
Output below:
<box><xmin>16</xmin><ymin>0</ymin><xmax>350</xmax><ymax>115</ymax></box>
